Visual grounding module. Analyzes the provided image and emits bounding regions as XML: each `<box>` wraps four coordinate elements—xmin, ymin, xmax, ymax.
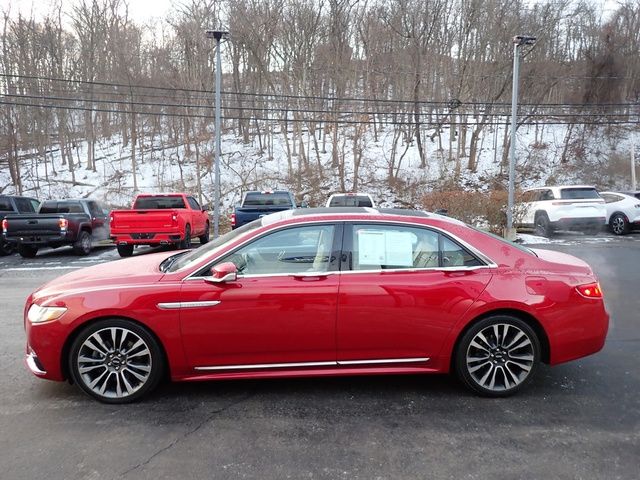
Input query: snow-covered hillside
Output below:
<box><xmin>3</xmin><ymin>120</ymin><xmax>638</xmax><ymax>212</ymax></box>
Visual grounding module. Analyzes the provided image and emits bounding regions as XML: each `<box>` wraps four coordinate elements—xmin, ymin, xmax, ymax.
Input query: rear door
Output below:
<box><xmin>187</xmin><ymin>196</ymin><xmax>206</xmax><ymax>235</ymax></box>
<box><xmin>336</xmin><ymin>223</ymin><xmax>493</xmax><ymax>366</ymax></box>
<box><xmin>88</xmin><ymin>201</ymin><xmax>110</xmax><ymax>240</ymax></box>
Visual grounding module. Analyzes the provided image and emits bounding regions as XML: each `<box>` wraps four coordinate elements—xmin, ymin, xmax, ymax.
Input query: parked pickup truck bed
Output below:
<box><xmin>232</xmin><ymin>191</ymin><xmax>299</xmax><ymax>229</ymax></box>
<box><xmin>110</xmin><ymin>193</ymin><xmax>210</xmax><ymax>257</ymax></box>
<box><xmin>0</xmin><ymin>195</ymin><xmax>40</xmax><ymax>255</ymax></box>
<box><xmin>2</xmin><ymin>199</ymin><xmax>109</xmax><ymax>257</ymax></box>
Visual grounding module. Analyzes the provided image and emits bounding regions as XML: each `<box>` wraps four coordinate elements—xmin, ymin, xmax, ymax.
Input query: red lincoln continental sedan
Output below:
<box><xmin>24</xmin><ymin>208</ymin><xmax>609</xmax><ymax>403</ymax></box>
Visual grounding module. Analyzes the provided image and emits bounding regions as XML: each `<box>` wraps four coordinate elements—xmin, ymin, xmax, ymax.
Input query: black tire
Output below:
<box><xmin>609</xmin><ymin>213</ymin><xmax>629</xmax><ymax>236</ymax></box>
<box><xmin>0</xmin><ymin>240</ymin><xmax>15</xmax><ymax>256</ymax></box>
<box><xmin>68</xmin><ymin>318</ymin><xmax>165</xmax><ymax>404</ymax></box>
<box><xmin>454</xmin><ymin>315</ymin><xmax>540</xmax><ymax>397</ymax></box>
<box><xmin>117</xmin><ymin>244</ymin><xmax>134</xmax><ymax>257</ymax></box>
<box><xmin>534</xmin><ymin>212</ymin><xmax>553</xmax><ymax>237</ymax></box>
<box><xmin>73</xmin><ymin>230</ymin><xmax>93</xmax><ymax>256</ymax></box>
<box><xmin>179</xmin><ymin>224</ymin><xmax>191</xmax><ymax>249</ymax></box>
<box><xmin>198</xmin><ymin>222</ymin><xmax>210</xmax><ymax>244</ymax></box>
<box><xmin>17</xmin><ymin>244</ymin><xmax>38</xmax><ymax>258</ymax></box>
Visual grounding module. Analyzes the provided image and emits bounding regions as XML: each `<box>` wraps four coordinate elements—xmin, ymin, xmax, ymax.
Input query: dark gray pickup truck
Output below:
<box><xmin>0</xmin><ymin>195</ymin><xmax>40</xmax><ymax>255</ymax></box>
<box><xmin>2</xmin><ymin>199</ymin><xmax>110</xmax><ymax>257</ymax></box>
<box><xmin>232</xmin><ymin>191</ymin><xmax>301</xmax><ymax>229</ymax></box>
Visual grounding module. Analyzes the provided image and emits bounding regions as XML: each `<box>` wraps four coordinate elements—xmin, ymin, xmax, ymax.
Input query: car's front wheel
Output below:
<box><xmin>69</xmin><ymin>319</ymin><xmax>165</xmax><ymax>403</ymax></box>
<box><xmin>609</xmin><ymin>213</ymin><xmax>629</xmax><ymax>235</ymax></box>
<box><xmin>455</xmin><ymin>315</ymin><xmax>540</xmax><ymax>397</ymax></box>
<box><xmin>534</xmin><ymin>212</ymin><xmax>553</xmax><ymax>237</ymax></box>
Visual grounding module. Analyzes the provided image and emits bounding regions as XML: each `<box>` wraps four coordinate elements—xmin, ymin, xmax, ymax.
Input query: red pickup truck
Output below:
<box><xmin>110</xmin><ymin>193</ymin><xmax>210</xmax><ymax>257</ymax></box>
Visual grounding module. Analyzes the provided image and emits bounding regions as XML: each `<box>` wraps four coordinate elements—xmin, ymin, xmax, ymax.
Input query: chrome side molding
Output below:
<box><xmin>194</xmin><ymin>357</ymin><xmax>429</xmax><ymax>371</ymax></box>
<box><xmin>157</xmin><ymin>301</ymin><xmax>221</xmax><ymax>310</ymax></box>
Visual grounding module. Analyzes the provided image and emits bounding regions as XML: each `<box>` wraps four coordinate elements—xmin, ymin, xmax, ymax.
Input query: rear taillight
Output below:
<box><xmin>576</xmin><ymin>282</ymin><xmax>603</xmax><ymax>299</ymax></box>
<box><xmin>109</xmin><ymin>213</ymin><xmax>114</xmax><ymax>227</ymax></box>
<box><xmin>230</xmin><ymin>213</ymin><xmax>236</xmax><ymax>227</ymax></box>
<box><xmin>2</xmin><ymin>219</ymin><xmax>7</xmax><ymax>233</ymax></box>
<box><xmin>58</xmin><ymin>218</ymin><xmax>68</xmax><ymax>230</ymax></box>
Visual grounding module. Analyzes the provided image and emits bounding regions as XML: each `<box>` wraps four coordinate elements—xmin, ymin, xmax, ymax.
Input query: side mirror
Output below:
<box><xmin>205</xmin><ymin>262</ymin><xmax>238</xmax><ymax>284</ymax></box>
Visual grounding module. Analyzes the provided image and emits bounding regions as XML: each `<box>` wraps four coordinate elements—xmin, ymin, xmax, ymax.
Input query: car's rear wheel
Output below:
<box><xmin>455</xmin><ymin>315</ymin><xmax>540</xmax><ymax>397</ymax></box>
<box><xmin>117</xmin><ymin>244</ymin><xmax>134</xmax><ymax>257</ymax></box>
<box><xmin>534</xmin><ymin>212</ymin><xmax>552</xmax><ymax>237</ymax></box>
<box><xmin>73</xmin><ymin>230</ymin><xmax>93</xmax><ymax>256</ymax></box>
<box><xmin>69</xmin><ymin>319</ymin><xmax>164</xmax><ymax>403</ymax></box>
<box><xmin>199</xmin><ymin>222</ymin><xmax>210</xmax><ymax>244</ymax></box>
<box><xmin>17</xmin><ymin>244</ymin><xmax>38</xmax><ymax>258</ymax></box>
<box><xmin>0</xmin><ymin>240</ymin><xmax>15</xmax><ymax>256</ymax></box>
<box><xmin>179</xmin><ymin>225</ymin><xmax>191</xmax><ymax>249</ymax></box>
<box><xmin>610</xmin><ymin>213</ymin><xmax>629</xmax><ymax>235</ymax></box>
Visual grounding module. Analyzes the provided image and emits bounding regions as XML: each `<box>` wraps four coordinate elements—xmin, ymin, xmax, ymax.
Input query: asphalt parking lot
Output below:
<box><xmin>0</xmin><ymin>233</ymin><xmax>638</xmax><ymax>480</ymax></box>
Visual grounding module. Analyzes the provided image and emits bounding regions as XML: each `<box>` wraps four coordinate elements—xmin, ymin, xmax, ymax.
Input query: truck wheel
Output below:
<box><xmin>18</xmin><ymin>245</ymin><xmax>38</xmax><ymax>258</ymax></box>
<box><xmin>73</xmin><ymin>231</ymin><xmax>93</xmax><ymax>256</ymax></box>
<box><xmin>117</xmin><ymin>244</ymin><xmax>134</xmax><ymax>257</ymax></box>
<box><xmin>199</xmin><ymin>222</ymin><xmax>210</xmax><ymax>244</ymax></box>
<box><xmin>0</xmin><ymin>240</ymin><xmax>15</xmax><ymax>256</ymax></box>
<box><xmin>179</xmin><ymin>225</ymin><xmax>192</xmax><ymax>249</ymax></box>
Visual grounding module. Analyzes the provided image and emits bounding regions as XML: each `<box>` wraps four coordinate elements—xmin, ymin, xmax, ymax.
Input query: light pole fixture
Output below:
<box><xmin>206</xmin><ymin>29</ymin><xmax>229</xmax><ymax>238</ymax></box>
<box><xmin>506</xmin><ymin>34</ymin><xmax>536</xmax><ymax>240</ymax></box>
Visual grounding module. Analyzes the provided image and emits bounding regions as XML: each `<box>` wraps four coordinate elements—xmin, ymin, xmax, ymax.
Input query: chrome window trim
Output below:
<box><xmin>182</xmin><ymin>218</ymin><xmax>498</xmax><ymax>281</ymax></box>
<box><xmin>157</xmin><ymin>301</ymin><xmax>221</xmax><ymax>310</ymax></box>
<box><xmin>194</xmin><ymin>357</ymin><xmax>430</xmax><ymax>371</ymax></box>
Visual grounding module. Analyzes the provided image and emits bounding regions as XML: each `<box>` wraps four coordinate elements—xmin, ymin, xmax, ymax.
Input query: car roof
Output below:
<box><xmin>261</xmin><ymin>207</ymin><xmax>464</xmax><ymax>227</ymax></box>
<box><xmin>525</xmin><ymin>185</ymin><xmax>596</xmax><ymax>191</ymax></box>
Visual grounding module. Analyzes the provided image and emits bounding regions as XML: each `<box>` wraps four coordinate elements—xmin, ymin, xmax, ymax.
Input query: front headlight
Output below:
<box><xmin>27</xmin><ymin>304</ymin><xmax>67</xmax><ymax>323</ymax></box>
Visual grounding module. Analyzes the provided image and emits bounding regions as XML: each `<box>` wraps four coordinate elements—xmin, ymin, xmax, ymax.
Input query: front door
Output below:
<box><xmin>179</xmin><ymin>223</ymin><xmax>342</xmax><ymax>369</ymax></box>
<box><xmin>337</xmin><ymin>223</ymin><xmax>493</xmax><ymax>364</ymax></box>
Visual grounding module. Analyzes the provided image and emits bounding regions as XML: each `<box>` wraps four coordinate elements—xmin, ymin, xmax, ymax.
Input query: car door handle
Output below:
<box><xmin>290</xmin><ymin>272</ymin><xmax>330</xmax><ymax>281</ymax></box>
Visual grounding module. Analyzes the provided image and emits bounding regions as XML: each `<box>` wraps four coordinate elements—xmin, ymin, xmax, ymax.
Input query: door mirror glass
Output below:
<box><xmin>206</xmin><ymin>262</ymin><xmax>237</xmax><ymax>284</ymax></box>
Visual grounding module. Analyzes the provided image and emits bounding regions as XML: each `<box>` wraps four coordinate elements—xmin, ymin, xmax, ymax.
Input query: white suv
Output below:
<box><xmin>516</xmin><ymin>186</ymin><xmax>606</xmax><ymax>237</ymax></box>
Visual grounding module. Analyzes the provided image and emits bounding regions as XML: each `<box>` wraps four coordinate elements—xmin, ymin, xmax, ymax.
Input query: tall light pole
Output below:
<box><xmin>206</xmin><ymin>29</ymin><xmax>228</xmax><ymax>238</ymax></box>
<box><xmin>506</xmin><ymin>35</ymin><xmax>536</xmax><ymax>240</ymax></box>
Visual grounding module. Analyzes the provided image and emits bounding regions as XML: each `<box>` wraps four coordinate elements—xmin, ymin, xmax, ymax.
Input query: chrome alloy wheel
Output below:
<box><xmin>465</xmin><ymin>323</ymin><xmax>535</xmax><ymax>392</ymax></box>
<box><xmin>76</xmin><ymin>327</ymin><xmax>152</xmax><ymax>399</ymax></box>
<box><xmin>611</xmin><ymin>215</ymin><xmax>626</xmax><ymax>235</ymax></box>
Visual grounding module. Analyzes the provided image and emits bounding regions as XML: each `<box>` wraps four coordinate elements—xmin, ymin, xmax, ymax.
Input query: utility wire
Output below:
<box><xmin>3</xmin><ymin>99</ymin><xmax>640</xmax><ymax>126</ymax></box>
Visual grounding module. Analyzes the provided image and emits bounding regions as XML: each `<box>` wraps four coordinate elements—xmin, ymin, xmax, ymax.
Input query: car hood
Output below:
<box><xmin>530</xmin><ymin>248</ymin><xmax>593</xmax><ymax>275</ymax></box>
<box><xmin>32</xmin><ymin>250</ymin><xmax>175</xmax><ymax>303</ymax></box>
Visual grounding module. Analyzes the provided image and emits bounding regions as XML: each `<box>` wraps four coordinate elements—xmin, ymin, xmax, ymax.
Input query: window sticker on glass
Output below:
<box><xmin>357</xmin><ymin>229</ymin><xmax>414</xmax><ymax>267</ymax></box>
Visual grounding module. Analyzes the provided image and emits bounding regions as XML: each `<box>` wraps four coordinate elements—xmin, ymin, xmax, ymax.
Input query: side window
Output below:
<box><xmin>602</xmin><ymin>194</ymin><xmax>620</xmax><ymax>204</ymax></box>
<box><xmin>187</xmin><ymin>197</ymin><xmax>201</xmax><ymax>210</ymax></box>
<box><xmin>88</xmin><ymin>201</ymin><xmax>104</xmax><ymax>217</ymax></box>
<box><xmin>217</xmin><ymin>225</ymin><xmax>335</xmax><ymax>275</ymax></box>
<box><xmin>350</xmin><ymin>224</ymin><xmax>483</xmax><ymax>270</ymax></box>
<box><xmin>30</xmin><ymin>199</ymin><xmax>40</xmax><ymax>212</ymax></box>
<box><xmin>352</xmin><ymin>225</ymin><xmax>439</xmax><ymax>270</ymax></box>
<box><xmin>537</xmin><ymin>190</ymin><xmax>554</xmax><ymax>201</ymax></box>
<box><xmin>441</xmin><ymin>236</ymin><xmax>482</xmax><ymax>267</ymax></box>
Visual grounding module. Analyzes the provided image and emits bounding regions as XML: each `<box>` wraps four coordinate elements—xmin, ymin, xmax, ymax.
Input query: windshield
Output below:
<box><xmin>134</xmin><ymin>196</ymin><xmax>186</xmax><ymax>209</ymax></box>
<box><xmin>329</xmin><ymin>196</ymin><xmax>373</xmax><ymax>207</ymax></box>
<box><xmin>165</xmin><ymin>219</ymin><xmax>262</xmax><ymax>273</ymax></box>
<box><xmin>243</xmin><ymin>192</ymin><xmax>292</xmax><ymax>207</ymax></box>
<box><xmin>560</xmin><ymin>188</ymin><xmax>600</xmax><ymax>200</ymax></box>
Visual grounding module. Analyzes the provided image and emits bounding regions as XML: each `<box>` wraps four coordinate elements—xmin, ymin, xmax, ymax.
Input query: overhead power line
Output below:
<box><xmin>3</xmin><ymin>99</ymin><xmax>640</xmax><ymax>127</ymax></box>
<box><xmin>2</xmin><ymin>73</ymin><xmax>640</xmax><ymax>109</ymax></box>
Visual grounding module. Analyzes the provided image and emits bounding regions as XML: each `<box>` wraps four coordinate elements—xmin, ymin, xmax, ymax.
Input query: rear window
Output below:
<box><xmin>134</xmin><ymin>196</ymin><xmax>186</xmax><ymax>209</ymax></box>
<box><xmin>560</xmin><ymin>188</ymin><xmax>600</xmax><ymax>200</ymax></box>
<box><xmin>329</xmin><ymin>195</ymin><xmax>373</xmax><ymax>207</ymax></box>
<box><xmin>0</xmin><ymin>197</ymin><xmax>14</xmax><ymax>212</ymax></box>
<box><xmin>243</xmin><ymin>192</ymin><xmax>293</xmax><ymax>207</ymax></box>
<box><xmin>40</xmin><ymin>201</ymin><xmax>84</xmax><ymax>214</ymax></box>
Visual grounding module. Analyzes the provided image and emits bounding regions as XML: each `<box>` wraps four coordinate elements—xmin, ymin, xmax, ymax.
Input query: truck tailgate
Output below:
<box><xmin>4</xmin><ymin>215</ymin><xmax>63</xmax><ymax>236</ymax></box>
<box><xmin>111</xmin><ymin>210</ymin><xmax>178</xmax><ymax>231</ymax></box>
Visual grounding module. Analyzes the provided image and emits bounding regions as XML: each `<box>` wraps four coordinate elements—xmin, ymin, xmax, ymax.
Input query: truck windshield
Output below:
<box><xmin>329</xmin><ymin>195</ymin><xmax>372</xmax><ymax>207</ymax></box>
<box><xmin>243</xmin><ymin>192</ymin><xmax>292</xmax><ymax>207</ymax></box>
<box><xmin>134</xmin><ymin>196</ymin><xmax>186</xmax><ymax>209</ymax></box>
<box><xmin>164</xmin><ymin>220</ymin><xmax>262</xmax><ymax>273</ymax></box>
<box><xmin>40</xmin><ymin>201</ymin><xmax>84</xmax><ymax>214</ymax></box>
